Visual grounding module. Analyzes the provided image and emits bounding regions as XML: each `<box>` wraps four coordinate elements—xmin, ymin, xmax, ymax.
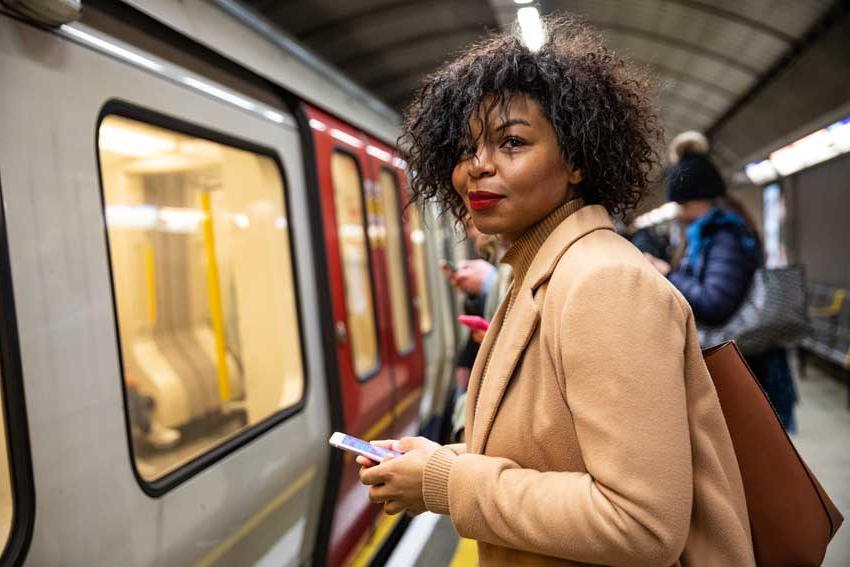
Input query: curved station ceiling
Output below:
<box><xmin>242</xmin><ymin>0</ymin><xmax>850</xmax><ymax>177</ymax></box>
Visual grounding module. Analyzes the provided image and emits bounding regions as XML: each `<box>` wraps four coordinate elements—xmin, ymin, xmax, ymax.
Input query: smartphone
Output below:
<box><xmin>458</xmin><ymin>314</ymin><xmax>490</xmax><ymax>331</ymax></box>
<box><xmin>329</xmin><ymin>432</ymin><xmax>402</xmax><ymax>462</ymax></box>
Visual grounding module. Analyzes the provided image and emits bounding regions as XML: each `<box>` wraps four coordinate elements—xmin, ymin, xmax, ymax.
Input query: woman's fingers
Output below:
<box><xmin>355</xmin><ymin>455</ymin><xmax>378</xmax><ymax>467</ymax></box>
<box><xmin>369</xmin><ymin>484</ymin><xmax>397</xmax><ymax>503</ymax></box>
<box><xmin>359</xmin><ymin>460</ymin><xmax>392</xmax><ymax>486</ymax></box>
<box><xmin>394</xmin><ymin>436</ymin><xmax>437</xmax><ymax>453</ymax></box>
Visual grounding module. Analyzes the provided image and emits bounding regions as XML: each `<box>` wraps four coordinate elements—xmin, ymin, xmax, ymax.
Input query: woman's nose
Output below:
<box><xmin>468</xmin><ymin>150</ymin><xmax>495</xmax><ymax>179</ymax></box>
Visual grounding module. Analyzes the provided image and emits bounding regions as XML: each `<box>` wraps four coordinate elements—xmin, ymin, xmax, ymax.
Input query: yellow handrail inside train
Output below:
<box><xmin>199</xmin><ymin>191</ymin><xmax>230</xmax><ymax>402</ymax></box>
<box><xmin>143</xmin><ymin>243</ymin><xmax>157</xmax><ymax>325</ymax></box>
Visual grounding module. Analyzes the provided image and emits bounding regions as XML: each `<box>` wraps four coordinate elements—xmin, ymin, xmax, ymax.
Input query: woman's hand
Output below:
<box><xmin>357</xmin><ymin>437</ymin><xmax>442</xmax><ymax>516</ymax></box>
<box><xmin>454</xmin><ymin>259</ymin><xmax>495</xmax><ymax>294</ymax></box>
<box><xmin>471</xmin><ymin>328</ymin><xmax>487</xmax><ymax>344</ymax></box>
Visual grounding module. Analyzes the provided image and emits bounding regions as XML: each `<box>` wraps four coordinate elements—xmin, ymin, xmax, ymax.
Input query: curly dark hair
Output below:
<box><xmin>399</xmin><ymin>15</ymin><xmax>661</xmax><ymax>224</ymax></box>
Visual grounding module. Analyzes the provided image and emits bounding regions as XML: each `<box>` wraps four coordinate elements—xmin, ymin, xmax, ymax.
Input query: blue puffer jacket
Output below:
<box><xmin>668</xmin><ymin>208</ymin><xmax>760</xmax><ymax>326</ymax></box>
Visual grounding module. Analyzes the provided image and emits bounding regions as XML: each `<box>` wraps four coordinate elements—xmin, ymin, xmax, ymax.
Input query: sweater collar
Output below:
<box><xmin>501</xmin><ymin>198</ymin><xmax>584</xmax><ymax>288</ymax></box>
<box><xmin>502</xmin><ymin>202</ymin><xmax>616</xmax><ymax>295</ymax></box>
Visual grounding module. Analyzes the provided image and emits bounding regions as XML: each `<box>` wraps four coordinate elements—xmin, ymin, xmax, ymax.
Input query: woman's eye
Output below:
<box><xmin>501</xmin><ymin>136</ymin><xmax>524</xmax><ymax>149</ymax></box>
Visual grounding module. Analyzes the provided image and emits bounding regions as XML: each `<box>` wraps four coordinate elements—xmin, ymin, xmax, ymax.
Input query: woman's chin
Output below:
<box><xmin>469</xmin><ymin>216</ymin><xmax>504</xmax><ymax>236</ymax></box>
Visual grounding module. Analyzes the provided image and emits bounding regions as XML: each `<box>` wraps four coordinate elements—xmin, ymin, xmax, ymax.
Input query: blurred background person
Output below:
<box><xmin>441</xmin><ymin>224</ymin><xmax>503</xmax><ymax>389</ymax></box>
<box><xmin>441</xmin><ymin>224</ymin><xmax>512</xmax><ymax>442</ymax></box>
<box><xmin>646</xmin><ymin>131</ymin><xmax>797</xmax><ymax>431</ymax></box>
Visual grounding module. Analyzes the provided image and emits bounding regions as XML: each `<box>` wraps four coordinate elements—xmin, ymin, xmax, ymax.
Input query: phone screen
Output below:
<box><xmin>338</xmin><ymin>435</ymin><xmax>401</xmax><ymax>460</ymax></box>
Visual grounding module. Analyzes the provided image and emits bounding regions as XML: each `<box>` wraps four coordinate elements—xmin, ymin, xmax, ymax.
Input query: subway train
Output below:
<box><xmin>0</xmin><ymin>1</ymin><xmax>472</xmax><ymax>565</ymax></box>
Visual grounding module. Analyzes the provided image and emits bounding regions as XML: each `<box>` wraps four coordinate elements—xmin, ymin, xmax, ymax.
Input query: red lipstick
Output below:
<box><xmin>468</xmin><ymin>191</ymin><xmax>504</xmax><ymax>211</ymax></box>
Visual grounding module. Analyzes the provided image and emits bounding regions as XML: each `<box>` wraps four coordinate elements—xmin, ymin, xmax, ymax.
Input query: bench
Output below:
<box><xmin>798</xmin><ymin>284</ymin><xmax>850</xmax><ymax>409</ymax></box>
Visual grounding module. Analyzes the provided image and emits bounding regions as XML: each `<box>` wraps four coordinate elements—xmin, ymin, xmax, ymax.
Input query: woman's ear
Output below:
<box><xmin>567</xmin><ymin>166</ymin><xmax>583</xmax><ymax>185</ymax></box>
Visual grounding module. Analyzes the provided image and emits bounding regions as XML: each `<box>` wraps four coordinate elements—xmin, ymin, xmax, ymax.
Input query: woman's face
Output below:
<box><xmin>451</xmin><ymin>94</ymin><xmax>582</xmax><ymax>241</ymax></box>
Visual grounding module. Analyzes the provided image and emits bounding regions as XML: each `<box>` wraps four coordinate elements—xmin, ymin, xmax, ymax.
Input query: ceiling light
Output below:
<box><xmin>99</xmin><ymin>123</ymin><xmax>176</xmax><ymax>157</ymax></box>
<box><xmin>744</xmin><ymin>160</ymin><xmax>778</xmax><ymax>185</ymax></box>
<box><xmin>517</xmin><ymin>7</ymin><xmax>544</xmax><ymax>52</ymax></box>
<box><xmin>514</xmin><ymin>0</ymin><xmax>534</xmax><ymax>4</ymax></box>
<box><xmin>309</xmin><ymin>118</ymin><xmax>328</xmax><ymax>131</ymax></box>
<box><xmin>330</xmin><ymin>128</ymin><xmax>363</xmax><ymax>148</ymax></box>
<box><xmin>182</xmin><ymin>76</ymin><xmax>256</xmax><ymax>112</ymax></box>
<box><xmin>62</xmin><ymin>25</ymin><xmax>163</xmax><ymax>72</ymax></box>
<box><xmin>262</xmin><ymin>110</ymin><xmax>286</xmax><ymax>123</ymax></box>
<box><xmin>392</xmin><ymin>157</ymin><xmax>407</xmax><ymax>169</ymax></box>
<box><xmin>366</xmin><ymin>145</ymin><xmax>392</xmax><ymax>162</ymax></box>
<box><xmin>105</xmin><ymin>205</ymin><xmax>158</xmax><ymax>230</ymax></box>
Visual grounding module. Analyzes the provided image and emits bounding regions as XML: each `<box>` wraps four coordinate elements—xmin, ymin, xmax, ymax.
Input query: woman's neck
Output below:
<box><xmin>501</xmin><ymin>198</ymin><xmax>584</xmax><ymax>284</ymax></box>
<box><xmin>500</xmin><ymin>193</ymin><xmax>578</xmax><ymax>244</ymax></box>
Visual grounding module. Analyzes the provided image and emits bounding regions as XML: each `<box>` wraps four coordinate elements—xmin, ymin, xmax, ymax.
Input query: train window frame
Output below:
<box><xmin>407</xmin><ymin>200</ymin><xmax>434</xmax><ymax>337</ymax></box>
<box><xmin>95</xmin><ymin>99</ymin><xmax>309</xmax><ymax>497</ymax></box>
<box><xmin>0</xmin><ymin>174</ymin><xmax>36</xmax><ymax>565</ymax></box>
<box><xmin>329</xmin><ymin>147</ymin><xmax>384</xmax><ymax>382</ymax></box>
<box><xmin>378</xmin><ymin>166</ymin><xmax>417</xmax><ymax>355</ymax></box>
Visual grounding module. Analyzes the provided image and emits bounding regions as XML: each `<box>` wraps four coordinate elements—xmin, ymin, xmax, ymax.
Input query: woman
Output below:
<box><xmin>358</xmin><ymin>17</ymin><xmax>755</xmax><ymax>566</ymax></box>
<box><xmin>648</xmin><ymin>131</ymin><xmax>797</xmax><ymax>431</ymax></box>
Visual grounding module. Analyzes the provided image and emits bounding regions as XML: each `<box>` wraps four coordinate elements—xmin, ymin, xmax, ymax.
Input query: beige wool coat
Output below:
<box><xmin>422</xmin><ymin>203</ymin><xmax>756</xmax><ymax>567</ymax></box>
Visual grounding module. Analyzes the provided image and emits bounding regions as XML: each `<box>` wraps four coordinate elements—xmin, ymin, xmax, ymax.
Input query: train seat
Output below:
<box><xmin>130</xmin><ymin>327</ymin><xmax>244</xmax><ymax>429</ymax></box>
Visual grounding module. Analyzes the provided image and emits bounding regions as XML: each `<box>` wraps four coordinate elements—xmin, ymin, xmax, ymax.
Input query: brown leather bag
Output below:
<box><xmin>703</xmin><ymin>341</ymin><xmax>843</xmax><ymax>566</ymax></box>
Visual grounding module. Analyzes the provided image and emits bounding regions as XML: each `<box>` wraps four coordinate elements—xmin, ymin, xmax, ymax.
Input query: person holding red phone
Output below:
<box><xmin>358</xmin><ymin>15</ymin><xmax>754</xmax><ymax>567</ymax></box>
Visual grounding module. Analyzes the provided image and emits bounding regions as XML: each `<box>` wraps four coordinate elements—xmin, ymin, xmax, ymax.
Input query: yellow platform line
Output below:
<box><xmin>197</xmin><ymin>386</ymin><xmax>424</xmax><ymax>566</ymax></box>
<box><xmin>346</xmin><ymin>512</ymin><xmax>403</xmax><ymax>567</ymax></box>
<box><xmin>195</xmin><ymin>466</ymin><xmax>316</xmax><ymax>567</ymax></box>
<box><xmin>450</xmin><ymin>537</ymin><xmax>478</xmax><ymax>567</ymax></box>
<box><xmin>342</xmin><ymin>386</ymin><xmax>424</xmax><ymax>560</ymax></box>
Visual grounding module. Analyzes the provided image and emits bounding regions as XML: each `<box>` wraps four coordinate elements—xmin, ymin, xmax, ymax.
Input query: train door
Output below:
<box><xmin>303</xmin><ymin>106</ymin><xmax>398</xmax><ymax>566</ymax></box>
<box><xmin>362</xmin><ymin>138</ymin><xmax>426</xmax><ymax>442</ymax></box>
<box><xmin>0</xmin><ymin>16</ymin><xmax>329</xmax><ymax>566</ymax></box>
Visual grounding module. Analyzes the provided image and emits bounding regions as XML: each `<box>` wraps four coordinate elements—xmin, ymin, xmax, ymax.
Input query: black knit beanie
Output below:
<box><xmin>665</xmin><ymin>132</ymin><xmax>726</xmax><ymax>204</ymax></box>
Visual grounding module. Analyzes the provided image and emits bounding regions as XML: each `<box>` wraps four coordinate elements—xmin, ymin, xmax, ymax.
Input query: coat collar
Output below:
<box><xmin>522</xmin><ymin>204</ymin><xmax>615</xmax><ymax>291</ymax></box>
<box><xmin>466</xmin><ymin>204</ymin><xmax>615</xmax><ymax>453</ymax></box>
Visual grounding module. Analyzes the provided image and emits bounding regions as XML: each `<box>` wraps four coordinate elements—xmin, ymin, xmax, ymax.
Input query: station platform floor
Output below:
<box><xmin>382</xmin><ymin>359</ymin><xmax>850</xmax><ymax>567</ymax></box>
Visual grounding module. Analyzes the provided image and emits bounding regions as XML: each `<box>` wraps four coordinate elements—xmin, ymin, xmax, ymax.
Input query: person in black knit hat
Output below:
<box><xmin>666</xmin><ymin>132</ymin><xmax>726</xmax><ymax>203</ymax></box>
<box><xmin>646</xmin><ymin>131</ymin><xmax>797</xmax><ymax>431</ymax></box>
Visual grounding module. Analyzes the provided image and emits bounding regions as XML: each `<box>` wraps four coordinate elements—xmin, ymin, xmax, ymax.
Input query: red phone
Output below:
<box><xmin>458</xmin><ymin>315</ymin><xmax>489</xmax><ymax>331</ymax></box>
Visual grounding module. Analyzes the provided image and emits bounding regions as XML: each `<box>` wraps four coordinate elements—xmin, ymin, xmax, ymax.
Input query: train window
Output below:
<box><xmin>377</xmin><ymin>169</ymin><xmax>414</xmax><ymax>353</ymax></box>
<box><xmin>98</xmin><ymin>115</ymin><xmax>305</xmax><ymax>482</ymax></box>
<box><xmin>408</xmin><ymin>204</ymin><xmax>433</xmax><ymax>334</ymax></box>
<box><xmin>330</xmin><ymin>152</ymin><xmax>380</xmax><ymax>378</ymax></box>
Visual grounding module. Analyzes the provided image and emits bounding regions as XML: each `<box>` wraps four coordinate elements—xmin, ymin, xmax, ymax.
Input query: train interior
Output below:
<box><xmin>99</xmin><ymin>115</ymin><xmax>304</xmax><ymax>480</ymax></box>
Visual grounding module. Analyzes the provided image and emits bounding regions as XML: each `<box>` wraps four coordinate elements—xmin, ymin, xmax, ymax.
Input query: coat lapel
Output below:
<box><xmin>468</xmin><ymin>286</ymin><xmax>541</xmax><ymax>454</ymax></box>
<box><xmin>463</xmin><ymin>290</ymin><xmax>508</xmax><ymax>446</ymax></box>
<box><xmin>465</xmin><ymin>204</ymin><xmax>616</xmax><ymax>455</ymax></box>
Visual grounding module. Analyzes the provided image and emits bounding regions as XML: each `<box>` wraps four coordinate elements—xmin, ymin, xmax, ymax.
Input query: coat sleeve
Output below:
<box><xmin>668</xmin><ymin>229</ymin><xmax>755</xmax><ymax>325</ymax></box>
<box><xmin>422</xmin><ymin>264</ymin><xmax>693</xmax><ymax>567</ymax></box>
